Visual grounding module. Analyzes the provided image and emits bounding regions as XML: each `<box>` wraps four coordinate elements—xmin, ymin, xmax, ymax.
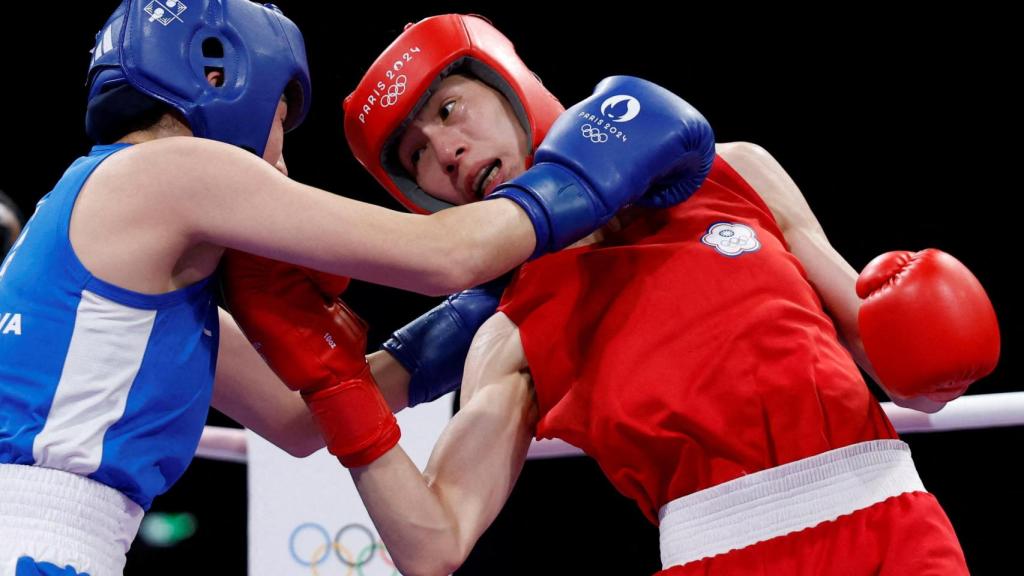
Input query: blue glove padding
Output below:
<box><xmin>489</xmin><ymin>75</ymin><xmax>715</xmax><ymax>258</ymax></box>
<box><xmin>383</xmin><ymin>275</ymin><xmax>510</xmax><ymax>407</ymax></box>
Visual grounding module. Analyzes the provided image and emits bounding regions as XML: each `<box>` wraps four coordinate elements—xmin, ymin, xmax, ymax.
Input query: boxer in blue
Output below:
<box><xmin>0</xmin><ymin>1</ymin><xmax>690</xmax><ymax>573</ymax></box>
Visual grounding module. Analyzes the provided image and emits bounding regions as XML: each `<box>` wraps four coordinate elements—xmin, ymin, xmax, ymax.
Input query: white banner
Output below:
<box><xmin>247</xmin><ymin>394</ymin><xmax>454</xmax><ymax>576</ymax></box>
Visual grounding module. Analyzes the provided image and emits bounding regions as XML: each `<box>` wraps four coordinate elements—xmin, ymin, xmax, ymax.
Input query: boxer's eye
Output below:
<box><xmin>439</xmin><ymin>100</ymin><xmax>455</xmax><ymax>121</ymax></box>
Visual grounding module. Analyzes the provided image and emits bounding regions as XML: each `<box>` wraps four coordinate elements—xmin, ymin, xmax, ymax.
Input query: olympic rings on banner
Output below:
<box><xmin>289</xmin><ymin>522</ymin><xmax>397</xmax><ymax>575</ymax></box>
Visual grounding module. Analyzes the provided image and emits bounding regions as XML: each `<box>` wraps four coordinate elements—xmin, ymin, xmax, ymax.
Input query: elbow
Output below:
<box><xmin>398</xmin><ymin>550</ymin><xmax>466</xmax><ymax>576</ymax></box>
<box><xmin>386</xmin><ymin>529</ymin><xmax>467</xmax><ymax>576</ymax></box>
<box><xmin>279</xmin><ymin>420</ymin><xmax>327</xmax><ymax>458</ymax></box>
<box><xmin>888</xmin><ymin>393</ymin><xmax>948</xmax><ymax>414</ymax></box>
<box><xmin>282</xmin><ymin>439</ymin><xmax>322</xmax><ymax>459</ymax></box>
<box><xmin>399</xmin><ymin>561</ymin><xmax>460</xmax><ymax>573</ymax></box>
<box><xmin>391</xmin><ymin>486</ymin><xmax>471</xmax><ymax>576</ymax></box>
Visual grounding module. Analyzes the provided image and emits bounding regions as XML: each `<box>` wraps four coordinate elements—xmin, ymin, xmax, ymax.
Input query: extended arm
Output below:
<box><xmin>351</xmin><ymin>312</ymin><xmax>535</xmax><ymax>576</ymax></box>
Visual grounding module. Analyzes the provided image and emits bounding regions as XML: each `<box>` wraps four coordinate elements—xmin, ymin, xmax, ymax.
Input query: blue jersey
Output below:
<box><xmin>0</xmin><ymin>144</ymin><xmax>219</xmax><ymax>510</ymax></box>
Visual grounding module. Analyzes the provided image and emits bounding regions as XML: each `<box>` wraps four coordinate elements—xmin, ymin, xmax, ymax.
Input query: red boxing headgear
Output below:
<box><xmin>343</xmin><ymin>14</ymin><xmax>564</xmax><ymax>213</ymax></box>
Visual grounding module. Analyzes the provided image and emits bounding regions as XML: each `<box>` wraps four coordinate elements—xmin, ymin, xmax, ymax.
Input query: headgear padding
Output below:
<box><xmin>344</xmin><ymin>14</ymin><xmax>564</xmax><ymax>213</ymax></box>
<box><xmin>86</xmin><ymin>0</ymin><xmax>311</xmax><ymax>156</ymax></box>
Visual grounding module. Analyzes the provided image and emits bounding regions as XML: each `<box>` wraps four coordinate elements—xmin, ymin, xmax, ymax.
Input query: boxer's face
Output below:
<box><xmin>397</xmin><ymin>75</ymin><xmax>529</xmax><ymax>205</ymax></box>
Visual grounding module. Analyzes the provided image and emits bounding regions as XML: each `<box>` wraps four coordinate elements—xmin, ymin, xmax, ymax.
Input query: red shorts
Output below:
<box><xmin>659</xmin><ymin>491</ymin><xmax>967</xmax><ymax>576</ymax></box>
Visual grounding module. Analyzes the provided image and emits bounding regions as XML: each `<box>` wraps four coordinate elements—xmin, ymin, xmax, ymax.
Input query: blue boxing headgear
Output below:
<box><xmin>85</xmin><ymin>0</ymin><xmax>311</xmax><ymax>156</ymax></box>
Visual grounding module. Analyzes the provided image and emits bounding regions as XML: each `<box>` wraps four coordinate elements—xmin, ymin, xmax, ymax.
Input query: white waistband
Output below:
<box><xmin>658</xmin><ymin>440</ymin><xmax>925</xmax><ymax>569</ymax></box>
<box><xmin>0</xmin><ymin>464</ymin><xmax>143</xmax><ymax>576</ymax></box>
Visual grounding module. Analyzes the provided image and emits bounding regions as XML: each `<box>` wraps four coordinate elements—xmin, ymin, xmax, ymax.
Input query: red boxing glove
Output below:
<box><xmin>856</xmin><ymin>249</ymin><xmax>1000</xmax><ymax>402</ymax></box>
<box><xmin>223</xmin><ymin>250</ymin><xmax>399</xmax><ymax>467</ymax></box>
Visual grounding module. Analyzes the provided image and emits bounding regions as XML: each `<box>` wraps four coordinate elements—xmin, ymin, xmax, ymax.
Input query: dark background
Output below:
<box><xmin>2</xmin><ymin>3</ymin><xmax>1018</xmax><ymax>574</ymax></box>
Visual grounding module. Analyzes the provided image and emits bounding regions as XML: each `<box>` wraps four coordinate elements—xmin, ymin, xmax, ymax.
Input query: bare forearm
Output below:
<box><xmin>181</xmin><ymin>141</ymin><xmax>534</xmax><ymax>296</ymax></box>
<box><xmin>309</xmin><ymin>196</ymin><xmax>535</xmax><ymax>296</ymax></box>
<box><xmin>350</xmin><ymin>373</ymin><xmax>534</xmax><ymax>575</ymax></box>
<box><xmin>313</xmin><ymin>196</ymin><xmax>534</xmax><ymax>296</ymax></box>
<box><xmin>212</xmin><ymin>309</ymin><xmax>324</xmax><ymax>457</ymax></box>
<box><xmin>367</xmin><ymin>350</ymin><xmax>411</xmax><ymax>412</ymax></box>
<box><xmin>422</xmin><ymin>198</ymin><xmax>536</xmax><ymax>294</ymax></box>
<box><xmin>785</xmin><ymin>227</ymin><xmax>872</xmax><ymax>371</ymax></box>
<box><xmin>350</xmin><ymin>449</ymin><xmax>462</xmax><ymax>576</ymax></box>
<box><xmin>785</xmin><ymin>228</ymin><xmax>946</xmax><ymax>412</ymax></box>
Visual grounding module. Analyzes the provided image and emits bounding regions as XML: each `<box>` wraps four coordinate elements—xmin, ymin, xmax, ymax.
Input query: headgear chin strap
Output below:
<box><xmin>86</xmin><ymin>0</ymin><xmax>311</xmax><ymax>156</ymax></box>
<box><xmin>344</xmin><ymin>14</ymin><xmax>564</xmax><ymax>213</ymax></box>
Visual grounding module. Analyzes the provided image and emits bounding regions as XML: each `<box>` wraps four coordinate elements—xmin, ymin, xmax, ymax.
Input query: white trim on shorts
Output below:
<box><xmin>658</xmin><ymin>439</ymin><xmax>925</xmax><ymax>570</ymax></box>
<box><xmin>0</xmin><ymin>464</ymin><xmax>143</xmax><ymax>576</ymax></box>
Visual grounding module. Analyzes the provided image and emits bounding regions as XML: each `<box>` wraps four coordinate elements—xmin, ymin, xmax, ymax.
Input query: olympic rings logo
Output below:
<box><xmin>580</xmin><ymin>124</ymin><xmax>608</xmax><ymax>143</ymax></box>
<box><xmin>380</xmin><ymin>76</ymin><xmax>407</xmax><ymax>108</ymax></box>
<box><xmin>289</xmin><ymin>522</ymin><xmax>397</xmax><ymax>575</ymax></box>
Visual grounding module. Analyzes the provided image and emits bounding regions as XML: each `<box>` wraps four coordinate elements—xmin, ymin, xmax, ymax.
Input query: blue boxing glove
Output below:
<box><xmin>489</xmin><ymin>75</ymin><xmax>715</xmax><ymax>258</ymax></box>
<box><xmin>383</xmin><ymin>276</ymin><xmax>509</xmax><ymax>407</ymax></box>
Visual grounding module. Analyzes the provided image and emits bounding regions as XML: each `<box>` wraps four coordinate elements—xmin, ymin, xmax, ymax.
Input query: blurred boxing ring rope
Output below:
<box><xmin>195</xmin><ymin>391</ymin><xmax>1024</xmax><ymax>464</ymax></box>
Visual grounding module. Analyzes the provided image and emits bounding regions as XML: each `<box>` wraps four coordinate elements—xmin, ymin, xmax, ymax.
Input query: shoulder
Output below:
<box><xmin>99</xmin><ymin>136</ymin><xmax>258</xmax><ymax>181</ymax></box>
<box><xmin>715</xmin><ymin>141</ymin><xmax>812</xmax><ymax>233</ymax></box>
<box><xmin>87</xmin><ymin>136</ymin><xmax>274</xmax><ymax>209</ymax></box>
<box><xmin>716</xmin><ymin>141</ymin><xmax>781</xmax><ymax>176</ymax></box>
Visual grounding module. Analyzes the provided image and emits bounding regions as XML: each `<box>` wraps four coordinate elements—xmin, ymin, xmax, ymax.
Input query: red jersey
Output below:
<box><xmin>498</xmin><ymin>156</ymin><xmax>896</xmax><ymax>523</ymax></box>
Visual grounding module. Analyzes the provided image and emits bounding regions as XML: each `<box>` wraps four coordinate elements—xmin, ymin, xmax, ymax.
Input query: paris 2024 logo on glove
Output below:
<box><xmin>577</xmin><ymin>94</ymin><xmax>643</xmax><ymax>144</ymax></box>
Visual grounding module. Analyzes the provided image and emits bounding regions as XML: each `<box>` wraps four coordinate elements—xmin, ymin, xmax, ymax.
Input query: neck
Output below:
<box><xmin>116</xmin><ymin>113</ymin><xmax>192</xmax><ymax>144</ymax></box>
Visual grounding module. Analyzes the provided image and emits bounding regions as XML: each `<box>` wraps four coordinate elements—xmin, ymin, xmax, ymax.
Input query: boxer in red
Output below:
<box><xmin>228</xmin><ymin>14</ymin><xmax>1000</xmax><ymax>575</ymax></box>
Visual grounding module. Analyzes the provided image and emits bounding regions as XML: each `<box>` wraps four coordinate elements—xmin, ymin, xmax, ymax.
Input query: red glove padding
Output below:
<box><xmin>223</xmin><ymin>250</ymin><xmax>399</xmax><ymax>466</ymax></box>
<box><xmin>856</xmin><ymin>249</ymin><xmax>1000</xmax><ymax>402</ymax></box>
